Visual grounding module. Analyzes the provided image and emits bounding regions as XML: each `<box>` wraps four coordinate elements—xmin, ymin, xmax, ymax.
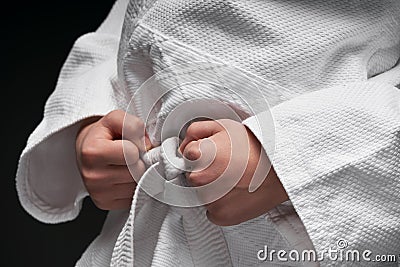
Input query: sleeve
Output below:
<box><xmin>243</xmin><ymin>64</ymin><xmax>400</xmax><ymax>261</ymax></box>
<box><xmin>16</xmin><ymin>0</ymin><xmax>131</xmax><ymax>224</ymax></box>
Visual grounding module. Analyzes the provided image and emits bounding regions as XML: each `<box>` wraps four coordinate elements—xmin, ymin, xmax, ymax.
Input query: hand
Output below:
<box><xmin>180</xmin><ymin>119</ymin><xmax>288</xmax><ymax>226</ymax></box>
<box><xmin>75</xmin><ymin>110</ymin><xmax>151</xmax><ymax>210</ymax></box>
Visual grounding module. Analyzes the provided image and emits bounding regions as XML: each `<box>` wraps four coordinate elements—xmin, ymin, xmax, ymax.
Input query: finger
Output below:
<box><xmin>82</xmin><ymin>165</ymin><xmax>132</xmax><ymax>187</ymax></box>
<box><xmin>184</xmin><ymin>133</ymin><xmax>229</xmax><ymax>186</ymax></box>
<box><xmin>185</xmin><ymin>171</ymin><xmax>215</xmax><ymax>187</ymax></box>
<box><xmin>86</xmin><ymin>162</ymin><xmax>145</xmax><ymax>187</ymax></box>
<box><xmin>80</xmin><ymin>139</ymin><xmax>141</xmax><ymax>167</ymax></box>
<box><xmin>126</xmin><ymin>160</ymin><xmax>146</xmax><ymax>183</ymax></box>
<box><xmin>112</xmin><ymin>182</ymin><xmax>136</xmax><ymax>199</ymax></box>
<box><xmin>183</xmin><ymin>138</ymin><xmax>218</xmax><ymax>186</ymax></box>
<box><xmin>100</xmin><ymin>110</ymin><xmax>147</xmax><ymax>151</ymax></box>
<box><xmin>180</xmin><ymin>120</ymin><xmax>223</xmax><ymax>152</ymax></box>
<box><xmin>182</xmin><ymin>140</ymin><xmax>202</xmax><ymax>161</ymax></box>
<box><xmin>122</xmin><ymin>112</ymin><xmax>147</xmax><ymax>151</ymax></box>
<box><xmin>105</xmin><ymin>139</ymin><xmax>140</xmax><ymax>166</ymax></box>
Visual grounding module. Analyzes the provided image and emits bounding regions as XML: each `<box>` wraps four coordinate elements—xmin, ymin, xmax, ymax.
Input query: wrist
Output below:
<box><xmin>244</xmin><ymin>125</ymin><xmax>289</xmax><ymax>205</ymax></box>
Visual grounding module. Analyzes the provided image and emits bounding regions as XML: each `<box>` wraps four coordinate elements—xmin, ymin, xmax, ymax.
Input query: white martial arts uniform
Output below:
<box><xmin>16</xmin><ymin>0</ymin><xmax>400</xmax><ymax>266</ymax></box>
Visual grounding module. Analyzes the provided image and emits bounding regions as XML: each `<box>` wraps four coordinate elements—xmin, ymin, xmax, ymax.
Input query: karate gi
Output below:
<box><xmin>16</xmin><ymin>0</ymin><xmax>400</xmax><ymax>266</ymax></box>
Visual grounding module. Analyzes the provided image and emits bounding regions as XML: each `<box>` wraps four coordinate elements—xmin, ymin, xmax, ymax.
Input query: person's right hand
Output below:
<box><xmin>75</xmin><ymin>110</ymin><xmax>151</xmax><ymax>210</ymax></box>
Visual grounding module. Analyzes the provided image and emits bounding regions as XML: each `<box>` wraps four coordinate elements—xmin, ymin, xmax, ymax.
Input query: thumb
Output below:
<box><xmin>100</xmin><ymin>110</ymin><xmax>146</xmax><ymax>151</ymax></box>
<box><xmin>180</xmin><ymin>120</ymin><xmax>223</xmax><ymax>153</ymax></box>
<box><xmin>182</xmin><ymin>140</ymin><xmax>202</xmax><ymax>161</ymax></box>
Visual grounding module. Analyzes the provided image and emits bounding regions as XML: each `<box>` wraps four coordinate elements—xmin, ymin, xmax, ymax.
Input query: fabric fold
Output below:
<box><xmin>243</xmin><ymin>79</ymin><xmax>400</xmax><ymax>265</ymax></box>
<box><xmin>15</xmin><ymin>0</ymin><xmax>130</xmax><ymax>224</ymax></box>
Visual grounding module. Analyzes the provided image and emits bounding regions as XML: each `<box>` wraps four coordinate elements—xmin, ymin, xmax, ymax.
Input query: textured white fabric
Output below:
<box><xmin>110</xmin><ymin>136</ymin><xmax>300</xmax><ymax>267</ymax></box>
<box><xmin>244</xmin><ymin>80</ymin><xmax>400</xmax><ymax>265</ymax></box>
<box><xmin>15</xmin><ymin>0</ymin><xmax>400</xmax><ymax>266</ymax></box>
<box><xmin>142</xmin><ymin>137</ymin><xmax>186</xmax><ymax>180</ymax></box>
<box><xmin>16</xmin><ymin>0</ymin><xmax>130</xmax><ymax>223</ymax></box>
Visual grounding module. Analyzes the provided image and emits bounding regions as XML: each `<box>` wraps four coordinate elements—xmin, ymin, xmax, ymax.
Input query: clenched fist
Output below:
<box><xmin>75</xmin><ymin>110</ymin><xmax>151</xmax><ymax>210</ymax></box>
<box><xmin>180</xmin><ymin>119</ymin><xmax>288</xmax><ymax>226</ymax></box>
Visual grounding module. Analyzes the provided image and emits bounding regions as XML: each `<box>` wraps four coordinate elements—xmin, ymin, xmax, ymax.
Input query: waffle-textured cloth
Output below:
<box><xmin>16</xmin><ymin>0</ymin><xmax>400</xmax><ymax>266</ymax></box>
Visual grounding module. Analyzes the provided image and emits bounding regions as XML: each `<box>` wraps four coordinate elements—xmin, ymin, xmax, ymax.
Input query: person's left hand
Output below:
<box><xmin>179</xmin><ymin>119</ymin><xmax>288</xmax><ymax>226</ymax></box>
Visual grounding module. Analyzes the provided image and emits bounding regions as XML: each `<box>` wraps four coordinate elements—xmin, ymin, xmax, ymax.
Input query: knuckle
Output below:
<box><xmin>81</xmin><ymin>169</ymin><xmax>104</xmax><ymax>186</ymax></box>
<box><xmin>133</xmin><ymin>116</ymin><xmax>144</xmax><ymax>129</ymax></box>
<box><xmin>80</xmin><ymin>143</ymin><xmax>101</xmax><ymax>164</ymax></box>
<box><xmin>81</xmin><ymin>167</ymin><xmax>95</xmax><ymax>181</ymax></box>
<box><xmin>132</xmin><ymin>120</ymin><xmax>145</xmax><ymax>136</ymax></box>
<box><xmin>107</xmin><ymin>109</ymin><xmax>124</xmax><ymax>119</ymax></box>
<box><xmin>104</xmin><ymin>110</ymin><xmax>124</xmax><ymax>126</ymax></box>
<box><xmin>125</xmin><ymin>116</ymin><xmax>145</xmax><ymax>138</ymax></box>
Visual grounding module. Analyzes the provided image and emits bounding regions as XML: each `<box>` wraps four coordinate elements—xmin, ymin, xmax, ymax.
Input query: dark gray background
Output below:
<box><xmin>4</xmin><ymin>1</ymin><xmax>115</xmax><ymax>266</ymax></box>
